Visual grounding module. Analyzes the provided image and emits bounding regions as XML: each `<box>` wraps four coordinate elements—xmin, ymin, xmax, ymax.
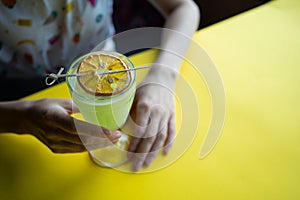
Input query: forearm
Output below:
<box><xmin>0</xmin><ymin>100</ymin><xmax>31</xmax><ymax>134</ymax></box>
<box><xmin>149</xmin><ymin>0</ymin><xmax>200</xmax><ymax>78</ymax></box>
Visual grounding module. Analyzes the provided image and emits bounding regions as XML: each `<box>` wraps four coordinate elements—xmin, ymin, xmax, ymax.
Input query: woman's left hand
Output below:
<box><xmin>128</xmin><ymin>70</ymin><xmax>176</xmax><ymax>171</ymax></box>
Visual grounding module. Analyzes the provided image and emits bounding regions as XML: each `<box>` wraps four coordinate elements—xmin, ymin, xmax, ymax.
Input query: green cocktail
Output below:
<box><xmin>66</xmin><ymin>51</ymin><xmax>136</xmax><ymax>167</ymax></box>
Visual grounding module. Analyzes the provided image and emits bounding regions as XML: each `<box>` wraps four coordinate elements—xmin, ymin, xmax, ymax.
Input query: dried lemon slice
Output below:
<box><xmin>77</xmin><ymin>52</ymin><xmax>131</xmax><ymax>96</ymax></box>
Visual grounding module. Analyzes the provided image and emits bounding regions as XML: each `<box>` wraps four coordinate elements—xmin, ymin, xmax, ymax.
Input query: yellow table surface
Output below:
<box><xmin>1</xmin><ymin>0</ymin><xmax>300</xmax><ymax>199</ymax></box>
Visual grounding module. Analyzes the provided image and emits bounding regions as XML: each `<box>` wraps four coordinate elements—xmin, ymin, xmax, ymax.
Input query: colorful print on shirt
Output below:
<box><xmin>0</xmin><ymin>0</ymin><xmax>115</xmax><ymax>77</ymax></box>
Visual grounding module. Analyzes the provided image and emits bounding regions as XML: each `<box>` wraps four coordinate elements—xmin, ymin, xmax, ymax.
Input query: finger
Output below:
<box><xmin>144</xmin><ymin>107</ymin><xmax>163</xmax><ymax>138</ymax></box>
<box><xmin>129</xmin><ymin>102</ymin><xmax>151</xmax><ymax>152</ymax></box>
<box><xmin>128</xmin><ymin>137</ymin><xmax>141</xmax><ymax>153</ymax></box>
<box><xmin>163</xmin><ymin>114</ymin><xmax>176</xmax><ymax>154</ymax></box>
<box><xmin>144</xmin><ymin>104</ymin><xmax>168</xmax><ymax>138</ymax></box>
<box><xmin>55</xmin><ymin>134</ymin><xmax>120</xmax><ymax>153</ymax></box>
<box><xmin>130</xmin><ymin>114</ymin><xmax>160</xmax><ymax>154</ymax></box>
<box><xmin>53</xmin><ymin>113</ymin><xmax>119</xmax><ymax>138</ymax></box>
<box><xmin>144</xmin><ymin>126</ymin><xmax>168</xmax><ymax>166</ymax></box>
<box><xmin>47</xmin><ymin>103</ymin><xmax>93</xmax><ymax>135</ymax></box>
<box><xmin>79</xmin><ymin>133</ymin><xmax>121</xmax><ymax>148</ymax></box>
<box><xmin>48</xmin><ymin>140</ymin><xmax>87</xmax><ymax>153</ymax></box>
<box><xmin>49</xmin><ymin>125</ymin><xmax>122</xmax><ymax>146</ymax></box>
<box><xmin>55</xmin><ymin>98</ymin><xmax>80</xmax><ymax>114</ymax></box>
<box><xmin>83</xmin><ymin>139</ymin><xmax>118</xmax><ymax>151</ymax></box>
<box><xmin>131</xmin><ymin>133</ymin><xmax>158</xmax><ymax>171</ymax></box>
<box><xmin>131</xmin><ymin>107</ymin><xmax>165</xmax><ymax>171</ymax></box>
<box><xmin>133</xmin><ymin>102</ymin><xmax>151</xmax><ymax>138</ymax></box>
<box><xmin>48</xmin><ymin>136</ymin><xmax>119</xmax><ymax>153</ymax></box>
<box><xmin>131</xmin><ymin>151</ymin><xmax>148</xmax><ymax>172</ymax></box>
<box><xmin>47</xmin><ymin>128</ymin><xmax>83</xmax><ymax>145</ymax></box>
<box><xmin>50</xmin><ymin>110</ymin><xmax>79</xmax><ymax>133</ymax></box>
<box><xmin>70</xmin><ymin>102</ymin><xmax>80</xmax><ymax>113</ymax></box>
<box><xmin>74</xmin><ymin>119</ymin><xmax>113</xmax><ymax>137</ymax></box>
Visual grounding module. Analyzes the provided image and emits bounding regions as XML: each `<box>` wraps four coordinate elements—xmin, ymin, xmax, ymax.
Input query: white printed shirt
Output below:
<box><xmin>0</xmin><ymin>0</ymin><xmax>115</xmax><ymax>77</ymax></box>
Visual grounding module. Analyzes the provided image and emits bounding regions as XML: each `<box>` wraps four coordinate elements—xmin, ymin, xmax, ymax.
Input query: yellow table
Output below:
<box><xmin>1</xmin><ymin>0</ymin><xmax>300</xmax><ymax>199</ymax></box>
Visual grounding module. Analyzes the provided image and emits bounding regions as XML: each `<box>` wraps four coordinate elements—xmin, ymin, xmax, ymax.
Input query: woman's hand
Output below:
<box><xmin>127</xmin><ymin>0</ymin><xmax>199</xmax><ymax>171</ymax></box>
<box><xmin>128</xmin><ymin>70</ymin><xmax>176</xmax><ymax>171</ymax></box>
<box><xmin>0</xmin><ymin>98</ymin><xmax>121</xmax><ymax>153</ymax></box>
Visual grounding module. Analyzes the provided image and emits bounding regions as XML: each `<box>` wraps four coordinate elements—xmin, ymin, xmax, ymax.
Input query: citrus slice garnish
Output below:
<box><xmin>77</xmin><ymin>53</ymin><xmax>131</xmax><ymax>96</ymax></box>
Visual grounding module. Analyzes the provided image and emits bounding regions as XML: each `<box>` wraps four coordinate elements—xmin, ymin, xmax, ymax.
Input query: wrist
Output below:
<box><xmin>149</xmin><ymin>64</ymin><xmax>178</xmax><ymax>79</ymax></box>
<box><xmin>145</xmin><ymin>66</ymin><xmax>178</xmax><ymax>89</ymax></box>
<box><xmin>146</xmin><ymin>50</ymin><xmax>183</xmax><ymax>85</ymax></box>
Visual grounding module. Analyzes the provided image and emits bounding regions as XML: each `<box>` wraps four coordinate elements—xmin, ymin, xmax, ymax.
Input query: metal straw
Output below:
<box><xmin>45</xmin><ymin>66</ymin><xmax>150</xmax><ymax>86</ymax></box>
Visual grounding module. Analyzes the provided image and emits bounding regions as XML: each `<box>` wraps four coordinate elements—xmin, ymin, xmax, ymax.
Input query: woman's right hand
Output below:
<box><xmin>0</xmin><ymin>98</ymin><xmax>121</xmax><ymax>153</ymax></box>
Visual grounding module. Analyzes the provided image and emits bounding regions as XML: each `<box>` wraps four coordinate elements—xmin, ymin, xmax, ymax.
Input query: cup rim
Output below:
<box><xmin>66</xmin><ymin>50</ymin><xmax>136</xmax><ymax>101</ymax></box>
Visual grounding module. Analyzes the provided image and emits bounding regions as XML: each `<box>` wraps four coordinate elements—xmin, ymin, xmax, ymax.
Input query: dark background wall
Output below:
<box><xmin>113</xmin><ymin>0</ymin><xmax>271</xmax><ymax>33</ymax></box>
<box><xmin>194</xmin><ymin>0</ymin><xmax>271</xmax><ymax>28</ymax></box>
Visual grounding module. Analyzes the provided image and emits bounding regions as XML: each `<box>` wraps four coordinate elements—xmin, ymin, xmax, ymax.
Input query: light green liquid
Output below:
<box><xmin>72</xmin><ymin>82</ymin><xmax>135</xmax><ymax>130</ymax></box>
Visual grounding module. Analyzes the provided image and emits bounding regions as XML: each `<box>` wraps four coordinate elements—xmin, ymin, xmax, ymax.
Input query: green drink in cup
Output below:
<box><xmin>66</xmin><ymin>51</ymin><xmax>136</xmax><ymax>167</ymax></box>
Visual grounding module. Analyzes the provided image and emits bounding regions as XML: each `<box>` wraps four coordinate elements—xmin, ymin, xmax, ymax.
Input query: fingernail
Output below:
<box><xmin>163</xmin><ymin>148</ymin><xmax>169</xmax><ymax>155</ymax></box>
<box><xmin>113</xmin><ymin>131</ymin><xmax>122</xmax><ymax>138</ymax></box>
<box><xmin>133</xmin><ymin>161</ymin><xmax>142</xmax><ymax>172</ymax></box>
<box><xmin>144</xmin><ymin>157</ymin><xmax>153</xmax><ymax>167</ymax></box>
<box><xmin>163</xmin><ymin>146</ymin><xmax>171</xmax><ymax>155</ymax></box>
